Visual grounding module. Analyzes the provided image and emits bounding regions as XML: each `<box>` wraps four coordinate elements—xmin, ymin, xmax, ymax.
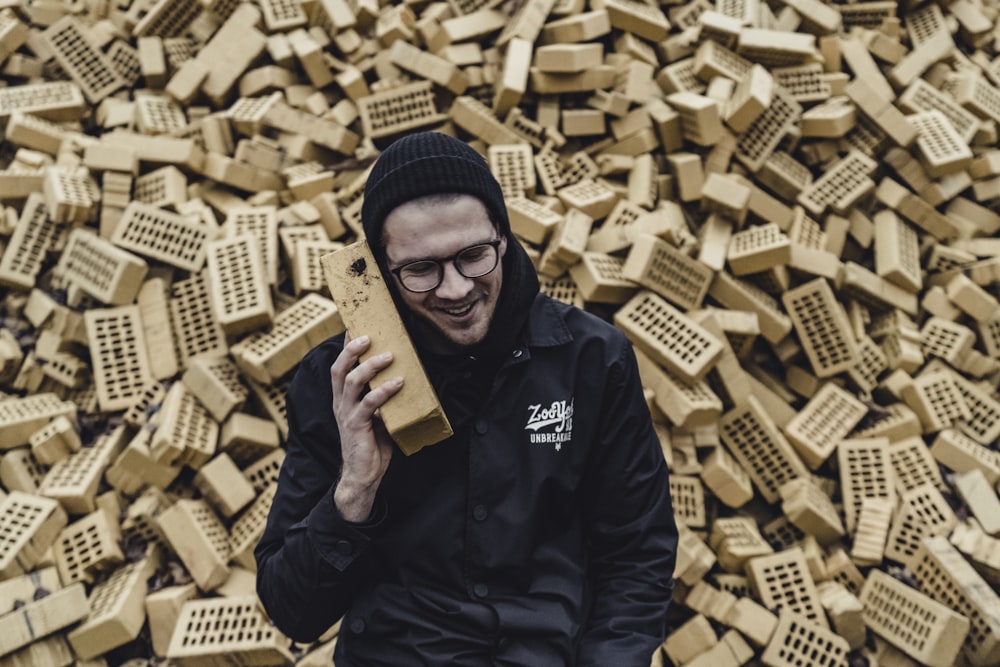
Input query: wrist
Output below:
<box><xmin>333</xmin><ymin>478</ymin><xmax>378</xmax><ymax>523</ymax></box>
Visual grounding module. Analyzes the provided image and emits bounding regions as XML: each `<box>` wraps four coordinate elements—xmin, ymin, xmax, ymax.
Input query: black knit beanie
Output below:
<box><xmin>361</xmin><ymin>132</ymin><xmax>510</xmax><ymax>248</ymax></box>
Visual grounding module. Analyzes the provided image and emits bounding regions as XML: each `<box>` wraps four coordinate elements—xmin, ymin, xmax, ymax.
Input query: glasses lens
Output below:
<box><xmin>456</xmin><ymin>242</ymin><xmax>499</xmax><ymax>278</ymax></box>
<box><xmin>396</xmin><ymin>241</ymin><xmax>500</xmax><ymax>292</ymax></box>
<box><xmin>399</xmin><ymin>261</ymin><xmax>441</xmax><ymax>292</ymax></box>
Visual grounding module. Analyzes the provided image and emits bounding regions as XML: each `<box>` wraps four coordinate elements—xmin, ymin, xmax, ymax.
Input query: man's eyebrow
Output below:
<box><xmin>389</xmin><ymin>239</ymin><xmax>496</xmax><ymax>266</ymax></box>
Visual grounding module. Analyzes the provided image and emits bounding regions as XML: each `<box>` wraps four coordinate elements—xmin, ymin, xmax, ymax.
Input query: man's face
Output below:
<box><xmin>383</xmin><ymin>194</ymin><xmax>507</xmax><ymax>352</ymax></box>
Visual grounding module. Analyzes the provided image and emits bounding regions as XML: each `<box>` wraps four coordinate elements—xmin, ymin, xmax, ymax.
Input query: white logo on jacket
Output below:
<box><xmin>525</xmin><ymin>399</ymin><xmax>574</xmax><ymax>451</ymax></box>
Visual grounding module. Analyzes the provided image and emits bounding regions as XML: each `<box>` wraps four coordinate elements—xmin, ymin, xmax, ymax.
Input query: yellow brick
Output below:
<box><xmin>322</xmin><ymin>242</ymin><xmax>451</xmax><ymax>454</ymax></box>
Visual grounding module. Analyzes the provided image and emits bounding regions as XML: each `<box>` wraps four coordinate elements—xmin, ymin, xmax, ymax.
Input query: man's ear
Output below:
<box><xmin>499</xmin><ymin>233</ymin><xmax>508</xmax><ymax>257</ymax></box>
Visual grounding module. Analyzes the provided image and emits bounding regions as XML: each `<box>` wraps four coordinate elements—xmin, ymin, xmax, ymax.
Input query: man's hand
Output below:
<box><xmin>330</xmin><ymin>332</ymin><xmax>403</xmax><ymax>522</ymax></box>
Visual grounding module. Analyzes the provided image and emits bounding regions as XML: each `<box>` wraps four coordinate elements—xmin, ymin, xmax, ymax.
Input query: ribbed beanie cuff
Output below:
<box><xmin>360</xmin><ymin>132</ymin><xmax>509</xmax><ymax>249</ymax></box>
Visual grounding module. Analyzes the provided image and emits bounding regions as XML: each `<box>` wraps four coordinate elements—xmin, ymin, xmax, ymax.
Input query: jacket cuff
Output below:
<box><xmin>306</xmin><ymin>487</ymin><xmax>386</xmax><ymax>571</ymax></box>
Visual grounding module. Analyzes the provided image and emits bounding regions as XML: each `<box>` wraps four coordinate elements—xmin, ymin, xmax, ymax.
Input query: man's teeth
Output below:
<box><xmin>443</xmin><ymin>304</ymin><xmax>473</xmax><ymax>315</ymax></box>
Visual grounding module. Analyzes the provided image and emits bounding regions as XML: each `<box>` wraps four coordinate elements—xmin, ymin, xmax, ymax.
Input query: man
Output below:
<box><xmin>256</xmin><ymin>132</ymin><xmax>677</xmax><ymax>666</ymax></box>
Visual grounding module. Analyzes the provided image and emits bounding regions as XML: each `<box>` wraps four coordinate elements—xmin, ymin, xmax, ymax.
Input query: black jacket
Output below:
<box><xmin>255</xmin><ymin>293</ymin><xmax>677</xmax><ymax>666</ymax></box>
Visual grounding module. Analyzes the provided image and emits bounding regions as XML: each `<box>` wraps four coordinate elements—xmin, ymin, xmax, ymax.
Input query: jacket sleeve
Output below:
<box><xmin>255</xmin><ymin>339</ymin><xmax>385</xmax><ymax>643</ymax></box>
<box><xmin>576</xmin><ymin>336</ymin><xmax>677</xmax><ymax>666</ymax></box>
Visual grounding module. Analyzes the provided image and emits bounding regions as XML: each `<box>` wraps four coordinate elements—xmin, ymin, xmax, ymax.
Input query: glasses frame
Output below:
<box><xmin>389</xmin><ymin>238</ymin><xmax>503</xmax><ymax>293</ymax></box>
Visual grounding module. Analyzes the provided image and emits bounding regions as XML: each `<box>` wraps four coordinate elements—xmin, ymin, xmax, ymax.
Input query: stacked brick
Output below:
<box><xmin>0</xmin><ymin>0</ymin><xmax>1000</xmax><ymax>665</ymax></box>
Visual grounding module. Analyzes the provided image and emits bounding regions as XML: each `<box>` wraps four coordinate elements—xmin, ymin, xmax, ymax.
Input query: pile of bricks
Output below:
<box><xmin>1</xmin><ymin>0</ymin><xmax>1000</xmax><ymax>665</ymax></box>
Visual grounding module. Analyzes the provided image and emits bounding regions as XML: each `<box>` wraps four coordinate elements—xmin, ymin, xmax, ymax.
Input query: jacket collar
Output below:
<box><xmin>521</xmin><ymin>293</ymin><xmax>573</xmax><ymax>349</ymax></box>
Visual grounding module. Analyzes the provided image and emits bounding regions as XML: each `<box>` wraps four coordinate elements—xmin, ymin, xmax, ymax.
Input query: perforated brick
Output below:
<box><xmin>112</xmin><ymin>202</ymin><xmax>208</xmax><ymax>272</ymax></box>
<box><xmin>56</xmin><ymin>228</ymin><xmax>148</xmax><ymax>306</ymax></box>
<box><xmin>225</xmin><ymin>206</ymin><xmax>279</xmax><ymax>285</ymax></box>
<box><xmin>614</xmin><ymin>290</ymin><xmax>723</xmax><ymax>382</ymax></box>
<box><xmin>620</xmin><ymin>234</ymin><xmax>712</xmax><ymax>310</ymax></box>
<box><xmin>150</xmin><ymin>382</ymin><xmax>218</xmax><ymax>470</ymax></box>
<box><xmin>694</xmin><ymin>40</ymin><xmax>752</xmax><ymax>86</ymax></box>
<box><xmin>205</xmin><ymin>234</ymin><xmax>274</xmax><ymax>337</ymax></box>
<box><xmin>67</xmin><ymin>554</ymin><xmax>158</xmax><ymax>660</ymax></box>
<box><xmin>950</xmin><ymin>372</ymin><xmax>1000</xmax><ymax>444</ymax></box>
<box><xmin>669</xmin><ymin>475</ymin><xmax>706</xmax><ymax>528</ymax></box>
<box><xmin>169</xmin><ymin>270</ymin><xmax>229</xmax><ymax>369</ymax></box>
<box><xmin>861</xmin><ymin>569</ymin><xmax>969</xmax><ymax>667</ymax></box>
<box><xmin>42</xmin><ymin>16</ymin><xmax>124</xmax><ymax>104</ymax></box>
<box><xmin>900</xmin><ymin>77</ymin><xmax>980</xmax><ymax>143</ymax></box>
<box><xmin>231</xmin><ymin>293</ymin><xmax>342</xmax><ymax>384</ymax></box>
<box><xmin>909</xmin><ymin>110</ymin><xmax>975</xmax><ymax>177</ymax></box>
<box><xmin>709</xmin><ymin>516</ymin><xmax>773</xmax><ymax>573</ymax></box>
<box><xmin>920</xmin><ymin>316</ymin><xmax>976</xmax><ymax>365</ymax></box>
<box><xmin>797</xmin><ymin>150</ymin><xmax>878</xmax><ymax>217</ymax></box>
<box><xmin>84</xmin><ymin>305</ymin><xmax>154</xmax><ymax>412</ymax></box>
<box><xmin>0</xmin><ymin>393</ymin><xmax>77</xmax><ymax>450</ymax></box>
<box><xmin>735</xmin><ymin>85</ymin><xmax>801</xmax><ymax>171</ymax></box>
<box><xmin>727</xmin><ymin>222</ymin><xmax>791</xmax><ymax>276</ymax></box>
<box><xmin>782</xmin><ymin>278</ymin><xmax>859</xmax><ymax>378</ymax></box>
<box><xmin>850</xmin><ymin>496</ymin><xmax>893</xmax><ymax>566</ymax></box>
<box><xmin>259</xmin><ymin>0</ymin><xmax>308</xmax><ymax>31</ymax></box>
<box><xmin>38</xmin><ymin>428</ymin><xmax>122</xmax><ymax>515</ymax></box>
<box><xmin>166</xmin><ymin>595</ymin><xmax>293</xmax><ymax>665</ymax></box>
<box><xmin>905</xmin><ymin>369</ymin><xmax>972</xmax><ymax>433</ymax></box>
<box><xmin>130</xmin><ymin>0</ymin><xmax>202</xmax><ymax>37</ymax></box>
<box><xmin>945</xmin><ymin>73</ymin><xmax>1000</xmax><ymax>126</ymax></box>
<box><xmin>0</xmin><ymin>193</ymin><xmax>58</xmax><ymax>290</ymax></box>
<box><xmin>181</xmin><ymin>355</ymin><xmax>247</xmax><ymax>423</ymax></box>
<box><xmin>157</xmin><ymin>498</ymin><xmax>230</xmax><ymax>591</ymax></box>
<box><xmin>912</xmin><ymin>536</ymin><xmax>1000</xmax><ymax>667</ymax></box>
<box><xmin>135</xmin><ymin>93</ymin><xmax>187</xmax><ymax>135</ymax></box>
<box><xmin>761</xmin><ymin>608</ymin><xmax>850</xmax><ymax>667</ymax></box>
<box><xmin>228</xmin><ymin>481</ymin><xmax>277</xmax><ymax>570</ymax></box>
<box><xmin>886</xmin><ymin>482</ymin><xmax>957</xmax><ymax>567</ymax></box>
<box><xmin>699</xmin><ymin>445</ymin><xmax>753</xmax><ymax>509</ymax></box>
<box><xmin>567</xmin><ymin>252</ymin><xmax>636</xmax><ymax>305</ymax></box>
<box><xmin>719</xmin><ymin>396</ymin><xmax>809</xmax><ymax>504</ymax></box>
<box><xmin>785</xmin><ymin>383</ymin><xmax>868</xmax><ymax>469</ymax></box>
<box><xmin>53</xmin><ymin>509</ymin><xmax>123</xmax><ymax>585</ymax></box>
<box><xmin>747</xmin><ymin>546</ymin><xmax>828</xmax><ymax>628</ymax></box>
<box><xmin>780</xmin><ymin>477</ymin><xmax>845</xmax><ymax>544</ymax></box>
<box><xmin>538</xmin><ymin>275</ymin><xmax>584</xmax><ymax>309</ymax></box>
<box><xmin>838</xmin><ymin>438</ymin><xmax>895</xmax><ymax>535</ymax></box>
<box><xmin>931</xmin><ymin>428</ymin><xmax>1000</xmax><ymax>485</ymax></box>
<box><xmin>0</xmin><ymin>490</ymin><xmax>67</xmax><ymax>579</ymax></box>
<box><xmin>891</xmin><ymin>435</ymin><xmax>945</xmax><ymax>494</ymax></box>
<box><xmin>0</xmin><ymin>81</ymin><xmax>86</xmax><ymax>121</ymax></box>
<box><xmin>358</xmin><ymin>80</ymin><xmax>448</xmax><ymax>139</ymax></box>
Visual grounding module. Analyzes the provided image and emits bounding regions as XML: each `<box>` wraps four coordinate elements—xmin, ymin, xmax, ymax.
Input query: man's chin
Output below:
<box><xmin>421</xmin><ymin>316</ymin><xmax>490</xmax><ymax>351</ymax></box>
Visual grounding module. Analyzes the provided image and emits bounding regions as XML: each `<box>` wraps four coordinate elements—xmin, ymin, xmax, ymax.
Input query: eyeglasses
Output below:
<box><xmin>389</xmin><ymin>239</ymin><xmax>502</xmax><ymax>293</ymax></box>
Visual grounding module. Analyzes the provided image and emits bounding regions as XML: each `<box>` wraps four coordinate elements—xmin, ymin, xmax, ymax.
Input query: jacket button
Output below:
<box><xmin>350</xmin><ymin>618</ymin><xmax>365</xmax><ymax>634</ymax></box>
<box><xmin>336</xmin><ymin>540</ymin><xmax>353</xmax><ymax>556</ymax></box>
<box><xmin>475</xmin><ymin>420</ymin><xmax>488</xmax><ymax>435</ymax></box>
<box><xmin>512</xmin><ymin>349</ymin><xmax>522</xmax><ymax>358</ymax></box>
<box><xmin>473</xmin><ymin>504</ymin><xmax>487</xmax><ymax>521</ymax></box>
<box><xmin>473</xmin><ymin>583</ymin><xmax>489</xmax><ymax>598</ymax></box>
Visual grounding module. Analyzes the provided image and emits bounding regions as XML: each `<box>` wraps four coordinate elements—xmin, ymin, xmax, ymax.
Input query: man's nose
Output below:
<box><xmin>435</xmin><ymin>261</ymin><xmax>474</xmax><ymax>299</ymax></box>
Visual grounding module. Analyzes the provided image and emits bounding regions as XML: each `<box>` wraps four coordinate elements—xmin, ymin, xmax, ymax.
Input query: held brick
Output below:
<box><xmin>322</xmin><ymin>242</ymin><xmax>451</xmax><ymax>455</ymax></box>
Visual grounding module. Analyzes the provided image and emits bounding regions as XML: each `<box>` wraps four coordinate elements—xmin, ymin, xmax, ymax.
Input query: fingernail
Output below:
<box><xmin>392</xmin><ymin>377</ymin><xmax>403</xmax><ymax>386</ymax></box>
<box><xmin>356</xmin><ymin>335</ymin><xmax>369</xmax><ymax>345</ymax></box>
<box><xmin>379</xmin><ymin>352</ymin><xmax>392</xmax><ymax>361</ymax></box>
